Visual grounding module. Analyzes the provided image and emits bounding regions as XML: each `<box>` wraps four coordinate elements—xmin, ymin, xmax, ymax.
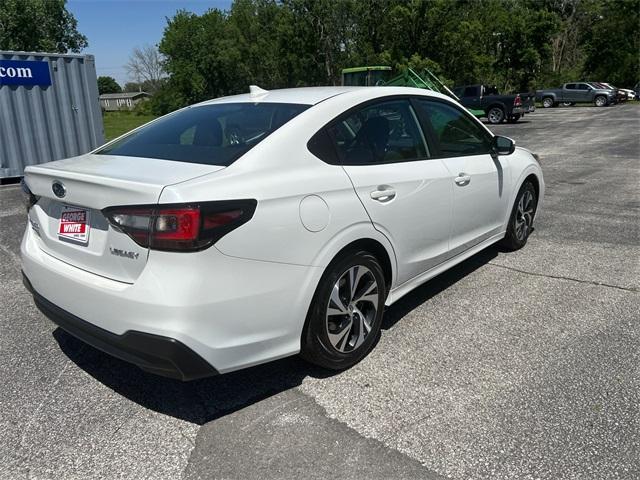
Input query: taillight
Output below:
<box><xmin>20</xmin><ymin>178</ymin><xmax>39</xmax><ymax>212</ymax></box>
<box><xmin>514</xmin><ymin>95</ymin><xmax>522</xmax><ymax>106</ymax></box>
<box><xmin>103</xmin><ymin>200</ymin><xmax>257</xmax><ymax>252</ymax></box>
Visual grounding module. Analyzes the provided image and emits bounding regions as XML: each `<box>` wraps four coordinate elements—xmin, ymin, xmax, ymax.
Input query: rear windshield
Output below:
<box><xmin>97</xmin><ymin>102</ymin><xmax>309</xmax><ymax>166</ymax></box>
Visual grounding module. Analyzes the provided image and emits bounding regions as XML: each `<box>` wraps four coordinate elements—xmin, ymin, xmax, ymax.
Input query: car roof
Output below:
<box><xmin>194</xmin><ymin>86</ymin><xmax>449</xmax><ymax>107</ymax></box>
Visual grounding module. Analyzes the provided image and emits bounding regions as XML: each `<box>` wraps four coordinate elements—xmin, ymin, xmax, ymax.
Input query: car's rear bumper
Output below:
<box><xmin>21</xmin><ymin>224</ymin><xmax>322</xmax><ymax>377</ymax></box>
<box><xmin>23</xmin><ymin>272</ymin><xmax>218</xmax><ymax>380</ymax></box>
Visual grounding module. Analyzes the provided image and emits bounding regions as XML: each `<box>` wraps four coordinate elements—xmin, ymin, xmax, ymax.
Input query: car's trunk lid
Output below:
<box><xmin>24</xmin><ymin>154</ymin><xmax>224</xmax><ymax>283</ymax></box>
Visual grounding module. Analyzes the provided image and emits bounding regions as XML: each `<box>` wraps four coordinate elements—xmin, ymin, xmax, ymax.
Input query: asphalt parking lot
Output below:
<box><xmin>1</xmin><ymin>103</ymin><xmax>639</xmax><ymax>480</ymax></box>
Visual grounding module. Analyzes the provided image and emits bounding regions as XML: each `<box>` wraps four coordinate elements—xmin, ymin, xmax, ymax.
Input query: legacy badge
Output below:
<box><xmin>110</xmin><ymin>247</ymin><xmax>139</xmax><ymax>260</ymax></box>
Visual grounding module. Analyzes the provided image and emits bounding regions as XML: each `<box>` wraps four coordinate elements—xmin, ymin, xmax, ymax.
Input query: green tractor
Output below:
<box><xmin>341</xmin><ymin>66</ymin><xmax>484</xmax><ymax>118</ymax></box>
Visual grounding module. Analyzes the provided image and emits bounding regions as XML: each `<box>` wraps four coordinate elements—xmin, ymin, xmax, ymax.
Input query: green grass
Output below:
<box><xmin>103</xmin><ymin>111</ymin><xmax>158</xmax><ymax>142</ymax></box>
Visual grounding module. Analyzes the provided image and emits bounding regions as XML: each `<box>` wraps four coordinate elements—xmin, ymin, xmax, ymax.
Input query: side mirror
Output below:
<box><xmin>493</xmin><ymin>135</ymin><xmax>515</xmax><ymax>155</ymax></box>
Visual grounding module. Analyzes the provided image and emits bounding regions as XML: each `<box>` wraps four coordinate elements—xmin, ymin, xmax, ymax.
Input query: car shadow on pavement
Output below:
<box><xmin>54</xmin><ymin>246</ymin><xmax>499</xmax><ymax>425</ymax></box>
<box><xmin>481</xmin><ymin>120</ymin><xmax>532</xmax><ymax>125</ymax></box>
<box><xmin>382</xmin><ymin>247</ymin><xmax>498</xmax><ymax>330</ymax></box>
<box><xmin>54</xmin><ymin>329</ymin><xmax>331</xmax><ymax>425</ymax></box>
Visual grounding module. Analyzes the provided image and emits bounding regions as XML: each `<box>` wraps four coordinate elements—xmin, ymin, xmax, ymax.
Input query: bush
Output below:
<box><xmin>132</xmin><ymin>98</ymin><xmax>153</xmax><ymax>116</ymax></box>
<box><xmin>147</xmin><ymin>86</ymin><xmax>187</xmax><ymax>116</ymax></box>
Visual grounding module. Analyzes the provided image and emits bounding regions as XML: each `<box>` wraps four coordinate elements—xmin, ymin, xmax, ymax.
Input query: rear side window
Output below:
<box><xmin>414</xmin><ymin>99</ymin><xmax>492</xmax><ymax>157</ymax></box>
<box><xmin>463</xmin><ymin>86</ymin><xmax>477</xmax><ymax>97</ymax></box>
<box><xmin>98</xmin><ymin>103</ymin><xmax>309</xmax><ymax>166</ymax></box>
<box><xmin>308</xmin><ymin>128</ymin><xmax>339</xmax><ymax>164</ymax></box>
<box><xmin>325</xmin><ymin>99</ymin><xmax>429</xmax><ymax>165</ymax></box>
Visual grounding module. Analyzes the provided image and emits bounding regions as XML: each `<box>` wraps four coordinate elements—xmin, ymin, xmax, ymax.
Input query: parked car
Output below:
<box><xmin>452</xmin><ymin>84</ymin><xmax>534</xmax><ymax>124</ymax></box>
<box><xmin>21</xmin><ymin>86</ymin><xmax>544</xmax><ymax>379</ymax></box>
<box><xmin>615</xmin><ymin>87</ymin><xmax>635</xmax><ymax>101</ymax></box>
<box><xmin>599</xmin><ymin>82</ymin><xmax>635</xmax><ymax>102</ymax></box>
<box><xmin>536</xmin><ymin>82</ymin><xmax>616</xmax><ymax>107</ymax></box>
<box><xmin>589</xmin><ymin>82</ymin><xmax>626</xmax><ymax>103</ymax></box>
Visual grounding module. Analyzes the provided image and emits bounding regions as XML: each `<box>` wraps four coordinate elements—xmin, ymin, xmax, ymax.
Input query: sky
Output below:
<box><xmin>67</xmin><ymin>0</ymin><xmax>232</xmax><ymax>85</ymax></box>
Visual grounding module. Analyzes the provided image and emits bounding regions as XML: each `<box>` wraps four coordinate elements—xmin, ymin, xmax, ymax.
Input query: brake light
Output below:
<box><xmin>103</xmin><ymin>200</ymin><xmax>257</xmax><ymax>251</ymax></box>
<box><xmin>20</xmin><ymin>178</ymin><xmax>39</xmax><ymax>212</ymax></box>
<box><xmin>514</xmin><ymin>95</ymin><xmax>522</xmax><ymax>106</ymax></box>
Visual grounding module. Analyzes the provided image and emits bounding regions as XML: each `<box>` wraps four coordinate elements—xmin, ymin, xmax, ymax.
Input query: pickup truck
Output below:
<box><xmin>535</xmin><ymin>82</ymin><xmax>616</xmax><ymax>108</ymax></box>
<box><xmin>452</xmin><ymin>84</ymin><xmax>535</xmax><ymax>124</ymax></box>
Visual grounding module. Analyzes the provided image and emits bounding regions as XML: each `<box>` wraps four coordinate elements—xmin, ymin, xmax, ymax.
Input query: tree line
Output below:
<box><xmin>1</xmin><ymin>0</ymin><xmax>638</xmax><ymax>116</ymax></box>
<box><xmin>151</xmin><ymin>0</ymin><xmax>638</xmax><ymax>114</ymax></box>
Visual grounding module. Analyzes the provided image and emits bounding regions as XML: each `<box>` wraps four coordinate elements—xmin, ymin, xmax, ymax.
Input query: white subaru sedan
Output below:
<box><xmin>21</xmin><ymin>86</ymin><xmax>543</xmax><ymax>380</ymax></box>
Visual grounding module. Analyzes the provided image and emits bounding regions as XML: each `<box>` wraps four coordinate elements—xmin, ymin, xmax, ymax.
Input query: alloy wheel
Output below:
<box><xmin>514</xmin><ymin>190</ymin><xmax>535</xmax><ymax>241</ymax></box>
<box><xmin>595</xmin><ymin>96</ymin><xmax>606</xmax><ymax>107</ymax></box>
<box><xmin>326</xmin><ymin>265</ymin><xmax>379</xmax><ymax>353</ymax></box>
<box><xmin>488</xmin><ymin>108</ymin><xmax>504</xmax><ymax>124</ymax></box>
<box><xmin>543</xmin><ymin>98</ymin><xmax>553</xmax><ymax>108</ymax></box>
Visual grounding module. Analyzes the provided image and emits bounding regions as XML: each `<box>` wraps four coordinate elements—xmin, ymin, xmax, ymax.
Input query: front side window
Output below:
<box><xmin>98</xmin><ymin>102</ymin><xmax>309</xmax><ymax>166</ymax></box>
<box><xmin>326</xmin><ymin>99</ymin><xmax>429</xmax><ymax>165</ymax></box>
<box><xmin>414</xmin><ymin>99</ymin><xmax>492</xmax><ymax>157</ymax></box>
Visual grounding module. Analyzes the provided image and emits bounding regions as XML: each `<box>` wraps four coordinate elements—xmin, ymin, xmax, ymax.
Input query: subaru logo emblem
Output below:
<box><xmin>52</xmin><ymin>181</ymin><xmax>66</xmax><ymax>198</ymax></box>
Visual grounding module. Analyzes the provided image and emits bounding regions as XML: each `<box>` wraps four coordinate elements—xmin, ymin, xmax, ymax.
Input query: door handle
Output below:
<box><xmin>454</xmin><ymin>173</ymin><xmax>471</xmax><ymax>186</ymax></box>
<box><xmin>370</xmin><ymin>187</ymin><xmax>396</xmax><ymax>202</ymax></box>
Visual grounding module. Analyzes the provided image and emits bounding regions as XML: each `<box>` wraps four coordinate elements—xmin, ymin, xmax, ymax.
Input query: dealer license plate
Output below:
<box><xmin>58</xmin><ymin>206</ymin><xmax>90</xmax><ymax>244</ymax></box>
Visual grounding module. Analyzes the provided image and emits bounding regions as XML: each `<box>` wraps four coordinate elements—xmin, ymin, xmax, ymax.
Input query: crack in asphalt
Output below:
<box><xmin>109</xmin><ymin>409</ymin><xmax>138</xmax><ymax>440</ymax></box>
<box><xmin>239</xmin><ymin>395</ymin><xmax>303</xmax><ymax>432</ymax></box>
<box><xmin>179</xmin><ymin>429</ymin><xmax>196</xmax><ymax>448</ymax></box>
<box><xmin>488</xmin><ymin>262</ymin><xmax>638</xmax><ymax>293</ymax></box>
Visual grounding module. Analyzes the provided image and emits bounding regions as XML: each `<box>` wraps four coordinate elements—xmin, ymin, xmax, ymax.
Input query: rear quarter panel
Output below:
<box><xmin>537</xmin><ymin>89</ymin><xmax>560</xmax><ymax>102</ymax></box>
<box><xmin>486</xmin><ymin>95</ymin><xmax>514</xmax><ymax>113</ymax></box>
<box><xmin>158</xmin><ymin>90</ymin><xmax>402</xmax><ymax>274</ymax></box>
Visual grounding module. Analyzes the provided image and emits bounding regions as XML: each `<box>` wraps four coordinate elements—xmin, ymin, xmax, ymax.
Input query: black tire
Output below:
<box><xmin>507</xmin><ymin>114</ymin><xmax>521</xmax><ymax>123</ymax></box>
<box><xmin>301</xmin><ymin>250</ymin><xmax>386</xmax><ymax>370</ymax></box>
<box><xmin>500</xmin><ymin>181</ymin><xmax>538</xmax><ymax>251</ymax></box>
<box><xmin>542</xmin><ymin>97</ymin><xmax>554</xmax><ymax>108</ymax></box>
<box><xmin>487</xmin><ymin>106</ymin><xmax>505</xmax><ymax>124</ymax></box>
<box><xmin>561</xmin><ymin>102</ymin><xmax>575</xmax><ymax>107</ymax></box>
<box><xmin>594</xmin><ymin>95</ymin><xmax>608</xmax><ymax>107</ymax></box>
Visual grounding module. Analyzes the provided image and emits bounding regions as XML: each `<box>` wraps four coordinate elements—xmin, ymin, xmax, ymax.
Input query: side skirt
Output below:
<box><xmin>385</xmin><ymin>232</ymin><xmax>505</xmax><ymax>305</ymax></box>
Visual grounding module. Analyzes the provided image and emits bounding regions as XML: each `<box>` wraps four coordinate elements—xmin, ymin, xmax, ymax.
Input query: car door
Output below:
<box><xmin>575</xmin><ymin>83</ymin><xmax>592</xmax><ymax>102</ymax></box>
<box><xmin>325</xmin><ymin>98</ymin><xmax>453</xmax><ymax>285</ymax></box>
<box><xmin>413</xmin><ymin>98</ymin><xmax>511</xmax><ymax>257</ymax></box>
<box><xmin>563</xmin><ymin>83</ymin><xmax>577</xmax><ymax>102</ymax></box>
<box><xmin>460</xmin><ymin>86</ymin><xmax>481</xmax><ymax>110</ymax></box>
